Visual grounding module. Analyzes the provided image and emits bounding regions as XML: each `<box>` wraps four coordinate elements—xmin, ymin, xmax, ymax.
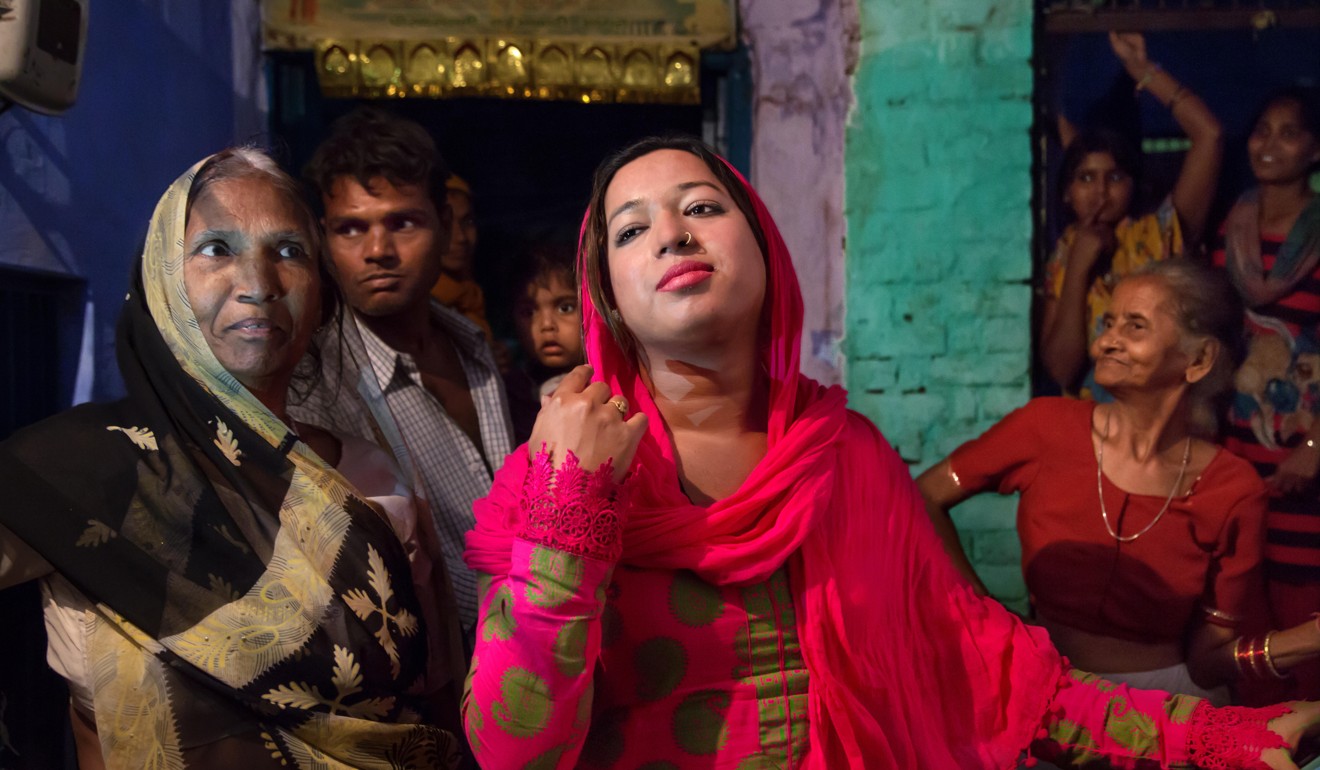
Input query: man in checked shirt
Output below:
<box><xmin>296</xmin><ymin>108</ymin><xmax>515</xmax><ymax>648</ymax></box>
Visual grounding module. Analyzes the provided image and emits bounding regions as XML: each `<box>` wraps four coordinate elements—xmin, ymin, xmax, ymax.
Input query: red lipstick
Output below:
<box><xmin>656</xmin><ymin>260</ymin><xmax>714</xmax><ymax>292</ymax></box>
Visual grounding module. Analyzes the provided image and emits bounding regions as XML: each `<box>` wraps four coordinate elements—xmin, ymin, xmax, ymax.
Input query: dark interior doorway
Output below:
<box><xmin>267</xmin><ymin>49</ymin><xmax>750</xmax><ymax>352</ymax></box>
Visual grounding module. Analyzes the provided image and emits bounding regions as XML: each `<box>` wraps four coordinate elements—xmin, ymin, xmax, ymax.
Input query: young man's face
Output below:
<box><xmin>321</xmin><ymin>176</ymin><xmax>448</xmax><ymax>319</ymax></box>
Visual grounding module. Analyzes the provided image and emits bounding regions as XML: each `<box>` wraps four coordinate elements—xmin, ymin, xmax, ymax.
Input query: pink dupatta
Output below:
<box><xmin>466</xmin><ymin>157</ymin><xmax>1062</xmax><ymax>768</ymax></box>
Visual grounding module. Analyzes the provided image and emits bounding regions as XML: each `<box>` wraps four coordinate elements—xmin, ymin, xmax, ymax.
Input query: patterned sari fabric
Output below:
<box><xmin>0</xmin><ymin>161</ymin><xmax>458</xmax><ymax>769</ymax></box>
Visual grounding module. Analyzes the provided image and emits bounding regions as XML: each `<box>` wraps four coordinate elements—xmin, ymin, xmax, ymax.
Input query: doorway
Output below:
<box><xmin>267</xmin><ymin>48</ymin><xmax>751</xmax><ymax>346</ymax></box>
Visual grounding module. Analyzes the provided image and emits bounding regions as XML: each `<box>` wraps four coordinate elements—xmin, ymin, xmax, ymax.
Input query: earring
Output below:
<box><xmin>679</xmin><ymin>231</ymin><xmax>693</xmax><ymax>247</ymax></box>
<box><xmin>609</xmin><ymin>308</ymin><xmax>622</xmax><ymax>322</ymax></box>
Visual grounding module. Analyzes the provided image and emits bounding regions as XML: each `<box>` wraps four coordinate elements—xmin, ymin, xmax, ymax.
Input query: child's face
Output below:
<box><xmin>515</xmin><ymin>273</ymin><xmax>584</xmax><ymax>370</ymax></box>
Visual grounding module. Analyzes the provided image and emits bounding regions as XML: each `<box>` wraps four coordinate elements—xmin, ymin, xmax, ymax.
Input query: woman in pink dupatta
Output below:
<box><xmin>463</xmin><ymin>136</ymin><xmax>1319</xmax><ymax>769</ymax></box>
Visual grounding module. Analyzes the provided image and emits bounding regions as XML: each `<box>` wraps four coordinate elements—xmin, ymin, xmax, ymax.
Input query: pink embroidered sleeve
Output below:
<box><xmin>462</xmin><ymin>451</ymin><xmax>625</xmax><ymax>770</ymax></box>
<box><xmin>518</xmin><ymin>451</ymin><xmax>625</xmax><ymax>562</ymax></box>
<box><xmin>1031</xmin><ymin>668</ymin><xmax>1290</xmax><ymax>769</ymax></box>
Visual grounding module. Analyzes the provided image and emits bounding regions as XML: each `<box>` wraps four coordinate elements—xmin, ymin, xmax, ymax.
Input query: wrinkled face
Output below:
<box><xmin>1065</xmin><ymin>151</ymin><xmax>1135</xmax><ymax>226</ymax></box>
<box><xmin>1248</xmin><ymin>99</ymin><xmax>1320</xmax><ymax>186</ymax></box>
<box><xmin>323</xmin><ymin>176</ymin><xmax>446</xmax><ymax>319</ymax></box>
<box><xmin>183</xmin><ymin>174</ymin><xmax>319</xmax><ymax>395</ymax></box>
<box><xmin>1091</xmin><ymin>276</ymin><xmax>1194</xmax><ymax>393</ymax></box>
<box><xmin>514</xmin><ymin>272</ymin><xmax>583</xmax><ymax>370</ymax></box>
<box><xmin>604</xmin><ymin>149</ymin><xmax>765</xmax><ymax>355</ymax></box>
<box><xmin>444</xmin><ymin>189</ymin><xmax>477</xmax><ymax>279</ymax></box>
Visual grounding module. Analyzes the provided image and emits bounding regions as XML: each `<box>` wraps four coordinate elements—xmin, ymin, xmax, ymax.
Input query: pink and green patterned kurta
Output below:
<box><xmin>462</xmin><ymin>452</ymin><xmax>1294</xmax><ymax>770</ymax></box>
<box><xmin>468</xmin><ymin>540</ymin><xmax>809</xmax><ymax>768</ymax></box>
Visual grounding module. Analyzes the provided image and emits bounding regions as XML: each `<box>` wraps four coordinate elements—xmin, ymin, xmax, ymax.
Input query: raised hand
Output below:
<box><xmin>529</xmin><ymin>364</ymin><xmax>648</xmax><ymax>483</ymax></box>
<box><xmin>1108</xmin><ymin>31</ymin><xmax>1149</xmax><ymax>74</ymax></box>
<box><xmin>1070</xmin><ymin>207</ymin><xmax>1117</xmax><ymax>280</ymax></box>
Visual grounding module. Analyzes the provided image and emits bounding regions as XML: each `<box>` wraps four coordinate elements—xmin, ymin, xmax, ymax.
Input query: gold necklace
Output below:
<box><xmin>1096</xmin><ymin>411</ymin><xmax>1191</xmax><ymax>543</ymax></box>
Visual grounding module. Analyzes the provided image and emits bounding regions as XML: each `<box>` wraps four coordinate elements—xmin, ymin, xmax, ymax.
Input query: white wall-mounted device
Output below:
<box><xmin>0</xmin><ymin>0</ymin><xmax>88</xmax><ymax>115</ymax></box>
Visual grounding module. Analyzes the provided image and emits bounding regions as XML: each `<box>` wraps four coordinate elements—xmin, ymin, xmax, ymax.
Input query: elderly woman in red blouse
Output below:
<box><xmin>921</xmin><ymin>259</ymin><xmax>1320</xmax><ymax>703</ymax></box>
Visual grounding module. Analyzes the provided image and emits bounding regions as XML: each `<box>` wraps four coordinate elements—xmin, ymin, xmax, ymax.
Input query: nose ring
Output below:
<box><xmin>679</xmin><ymin>232</ymin><xmax>693</xmax><ymax>248</ymax></box>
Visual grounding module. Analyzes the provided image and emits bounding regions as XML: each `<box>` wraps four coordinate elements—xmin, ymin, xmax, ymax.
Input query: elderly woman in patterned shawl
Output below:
<box><xmin>0</xmin><ymin>149</ymin><xmax>463</xmax><ymax>769</ymax></box>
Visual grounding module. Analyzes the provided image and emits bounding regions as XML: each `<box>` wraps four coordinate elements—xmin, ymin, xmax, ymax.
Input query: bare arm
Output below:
<box><xmin>1185</xmin><ymin>482</ymin><xmax>1320</xmax><ymax>689</ymax></box>
<box><xmin>1186</xmin><ymin>616</ymin><xmax>1320</xmax><ymax>691</ymax></box>
<box><xmin>1110</xmin><ymin>31</ymin><xmax>1223</xmax><ymax>245</ymax></box>
<box><xmin>1184</xmin><ymin>620</ymin><xmax>1239</xmax><ymax>689</ymax></box>
<box><xmin>1039</xmin><ymin>277</ymin><xmax>1091</xmax><ymax>391</ymax></box>
<box><xmin>916</xmin><ymin>459</ymin><xmax>989</xmax><ymax>595</ymax></box>
<box><xmin>1039</xmin><ymin>219</ymin><xmax>1113</xmax><ymax>390</ymax></box>
<box><xmin>1057</xmin><ymin>113</ymin><xmax>1079</xmax><ymax>151</ymax></box>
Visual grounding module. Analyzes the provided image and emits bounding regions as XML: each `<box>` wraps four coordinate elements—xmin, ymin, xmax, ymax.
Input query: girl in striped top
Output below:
<box><xmin>1215</xmin><ymin>85</ymin><xmax>1320</xmax><ymax>699</ymax></box>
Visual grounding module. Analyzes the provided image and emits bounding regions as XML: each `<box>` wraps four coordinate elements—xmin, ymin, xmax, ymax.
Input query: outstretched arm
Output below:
<box><xmin>1110</xmin><ymin>31</ymin><xmax>1223</xmax><ymax>246</ymax></box>
<box><xmin>916</xmin><ymin>459</ymin><xmax>988</xmax><ymax>595</ymax></box>
<box><xmin>1036</xmin><ymin>668</ymin><xmax>1320</xmax><ymax>769</ymax></box>
<box><xmin>1186</xmin><ymin>617</ymin><xmax>1320</xmax><ymax>696</ymax></box>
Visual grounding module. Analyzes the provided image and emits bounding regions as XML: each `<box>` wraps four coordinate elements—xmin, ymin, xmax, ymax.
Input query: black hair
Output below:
<box><xmin>514</xmin><ymin>239</ymin><xmax>577</xmax><ymax>298</ymax></box>
<box><xmin>303</xmin><ymin>107</ymin><xmax>452</xmax><ymax>211</ymax></box>
<box><xmin>1250</xmin><ymin>85</ymin><xmax>1320</xmax><ymax>175</ymax></box>
<box><xmin>1058</xmin><ymin>128</ymin><xmax>1142</xmax><ymax>220</ymax></box>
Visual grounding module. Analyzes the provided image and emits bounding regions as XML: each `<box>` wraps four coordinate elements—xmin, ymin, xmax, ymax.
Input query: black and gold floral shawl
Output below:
<box><xmin>0</xmin><ymin>161</ymin><xmax>458</xmax><ymax>769</ymax></box>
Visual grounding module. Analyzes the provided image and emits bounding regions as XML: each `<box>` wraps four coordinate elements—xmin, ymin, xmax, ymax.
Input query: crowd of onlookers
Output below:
<box><xmin>4</xmin><ymin>28</ymin><xmax>1320</xmax><ymax>768</ymax></box>
<box><xmin>925</xmin><ymin>31</ymin><xmax>1320</xmax><ymax>713</ymax></box>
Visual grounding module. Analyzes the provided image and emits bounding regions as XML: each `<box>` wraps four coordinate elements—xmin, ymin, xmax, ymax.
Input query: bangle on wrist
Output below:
<box><xmin>1235</xmin><ymin>635</ymin><xmax>1257</xmax><ymax>678</ymax></box>
<box><xmin>1134</xmin><ymin>64</ymin><xmax>1161</xmax><ymax>93</ymax></box>
<box><xmin>1234</xmin><ymin>632</ymin><xmax>1293</xmax><ymax>681</ymax></box>
<box><xmin>1166</xmin><ymin>85</ymin><xmax>1188</xmax><ymax>110</ymax></box>
<box><xmin>1262</xmin><ymin>631</ymin><xmax>1289</xmax><ymax>680</ymax></box>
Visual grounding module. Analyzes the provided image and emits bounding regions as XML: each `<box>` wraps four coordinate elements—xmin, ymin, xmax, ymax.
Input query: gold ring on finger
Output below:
<box><xmin>607</xmin><ymin>395</ymin><xmax>629</xmax><ymax>416</ymax></box>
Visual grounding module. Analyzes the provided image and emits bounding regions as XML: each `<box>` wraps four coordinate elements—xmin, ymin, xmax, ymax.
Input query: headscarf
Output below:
<box><xmin>1223</xmin><ymin>187</ymin><xmax>1320</xmax><ymax>307</ymax></box>
<box><xmin>0</xmin><ymin>159</ymin><xmax>458</xmax><ymax>768</ymax></box>
<box><xmin>467</xmin><ymin>151</ymin><xmax>1063</xmax><ymax>767</ymax></box>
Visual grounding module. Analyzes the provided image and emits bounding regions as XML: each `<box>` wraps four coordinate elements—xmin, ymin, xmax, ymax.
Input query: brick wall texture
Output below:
<box><xmin>843</xmin><ymin>0</ymin><xmax>1034</xmax><ymax>609</ymax></box>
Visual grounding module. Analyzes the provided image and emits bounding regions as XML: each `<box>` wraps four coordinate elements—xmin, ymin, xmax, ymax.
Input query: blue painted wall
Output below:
<box><xmin>0</xmin><ymin>0</ymin><xmax>263</xmax><ymax>403</ymax></box>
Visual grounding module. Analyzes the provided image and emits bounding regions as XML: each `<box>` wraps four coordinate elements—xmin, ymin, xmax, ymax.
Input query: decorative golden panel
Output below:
<box><xmin>264</xmin><ymin>0</ymin><xmax>734</xmax><ymax>49</ymax></box>
<box><xmin>312</xmin><ymin>37</ymin><xmax>701</xmax><ymax>104</ymax></box>
<box><xmin>264</xmin><ymin>0</ymin><xmax>729</xmax><ymax>102</ymax></box>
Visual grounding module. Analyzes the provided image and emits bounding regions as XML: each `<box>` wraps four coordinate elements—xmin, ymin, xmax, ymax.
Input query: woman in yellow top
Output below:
<box><xmin>1041</xmin><ymin>31</ymin><xmax>1223</xmax><ymax>398</ymax></box>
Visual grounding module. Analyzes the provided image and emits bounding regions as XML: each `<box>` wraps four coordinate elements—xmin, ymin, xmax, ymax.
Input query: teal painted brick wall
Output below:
<box><xmin>844</xmin><ymin>0</ymin><xmax>1034</xmax><ymax>609</ymax></box>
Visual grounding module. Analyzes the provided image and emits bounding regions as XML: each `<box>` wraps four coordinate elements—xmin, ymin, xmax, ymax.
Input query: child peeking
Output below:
<box><xmin>504</xmin><ymin>242</ymin><xmax>585</xmax><ymax>442</ymax></box>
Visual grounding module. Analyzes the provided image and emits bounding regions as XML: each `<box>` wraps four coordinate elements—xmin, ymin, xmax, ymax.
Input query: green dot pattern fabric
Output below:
<box><xmin>465</xmin><ymin>534</ymin><xmax>812</xmax><ymax>768</ymax></box>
